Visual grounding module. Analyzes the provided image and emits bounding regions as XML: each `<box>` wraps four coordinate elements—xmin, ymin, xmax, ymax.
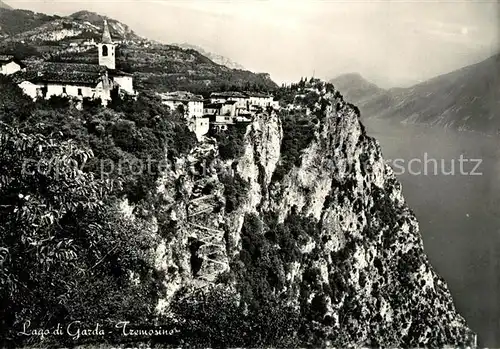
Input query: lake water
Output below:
<box><xmin>364</xmin><ymin>119</ymin><xmax>500</xmax><ymax>347</ymax></box>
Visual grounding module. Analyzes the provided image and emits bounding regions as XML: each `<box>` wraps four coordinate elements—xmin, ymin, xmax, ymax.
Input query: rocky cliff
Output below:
<box><xmin>132</xmin><ymin>84</ymin><xmax>475</xmax><ymax>347</ymax></box>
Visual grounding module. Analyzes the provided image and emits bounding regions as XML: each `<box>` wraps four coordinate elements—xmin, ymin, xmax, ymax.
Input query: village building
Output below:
<box><xmin>271</xmin><ymin>100</ymin><xmax>280</xmax><ymax>110</ymax></box>
<box><xmin>234</xmin><ymin>115</ymin><xmax>253</xmax><ymax>123</ymax></box>
<box><xmin>204</xmin><ymin>100</ymin><xmax>256</xmax><ymax>132</ymax></box>
<box><xmin>204</xmin><ymin>91</ymin><xmax>278</xmax><ymax>133</ymax></box>
<box><xmin>158</xmin><ymin>91</ymin><xmax>208</xmax><ymax>140</ymax></box>
<box><xmin>12</xmin><ymin>20</ymin><xmax>135</xmax><ymax>105</ymax></box>
<box><xmin>109</xmin><ymin>70</ymin><xmax>135</xmax><ymax>96</ymax></box>
<box><xmin>248</xmin><ymin>92</ymin><xmax>273</xmax><ymax>108</ymax></box>
<box><xmin>203</xmin><ymin>100</ymin><xmax>235</xmax><ymax>132</ymax></box>
<box><xmin>0</xmin><ymin>55</ymin><xmax>26</xmax><ymax>76</ymax></box>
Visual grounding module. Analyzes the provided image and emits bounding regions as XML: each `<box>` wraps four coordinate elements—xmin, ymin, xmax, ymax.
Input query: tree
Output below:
<box><xmin>0</xmin><ymin>124</ymin><xmax>159</xmax><ymax>347</ymax></box>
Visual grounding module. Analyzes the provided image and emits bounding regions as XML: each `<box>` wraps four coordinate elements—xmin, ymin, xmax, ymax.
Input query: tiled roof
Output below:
<box><xmin>13</xmin><ymin>62</ymin><xmax>108</xmax><ymax>86</ymax></box>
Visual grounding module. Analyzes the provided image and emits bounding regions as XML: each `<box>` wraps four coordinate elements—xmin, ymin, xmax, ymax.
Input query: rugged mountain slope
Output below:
<box><xmin>0</xmin><ymin>9</ymin><xmax>277</xmax><ymax>93</ymax></box>
<box><xmin>174</xmin><ymin>42</ymin><xmax>246</xmax><ymax>70</ymax></box>
<box><xmin>0</xmin><ymin>7</ymin><xmax>58</xmax><ymax>37</ymax></box>
<box><xmin>331</xmin><ymin>54</ymin><xmax>500</xmax><ymax>134</ymax></box>
<box><xmin>0</xmin><ymin>1</ymin><xmax>12</xmax><ymax>10</ymax></box>
<box><xmin>131</xmin><ymin>83</ymin><xmax>476</xmax><ymax>346</ymax></box>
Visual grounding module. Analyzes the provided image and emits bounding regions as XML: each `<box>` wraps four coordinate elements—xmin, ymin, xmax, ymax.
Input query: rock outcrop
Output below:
<box><xmin>146</xmin><ymin>85</ymin><xmax>475</xmax><ymax>347</ymax></box>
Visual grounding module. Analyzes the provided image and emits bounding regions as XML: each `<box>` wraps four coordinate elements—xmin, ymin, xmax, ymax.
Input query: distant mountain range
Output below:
<box><xmin>0</xmin><ymin>7</ymin><xmax>277</xmax><ymax>94</ymax></box>
<box><xmin>331</xmin><ymin>54</ymin><xmax>500</xmax><ymax>134</ymax></box>
<box><xmin>173</xmin><ymin>43</ymin><xmax>246</xmax><ymax>70</ymax></box>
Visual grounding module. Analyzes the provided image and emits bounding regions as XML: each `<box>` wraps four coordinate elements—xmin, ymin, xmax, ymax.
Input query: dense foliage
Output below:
<box><xmin>272</xmin><ymin>109</ymin><xmax>317</xmax><ymax>182</ymax></box>
<box><xmin>0</xmin><ymin>41</ymin><xmax>41</xmax><ymax>59</ymax></box>
<box><xmin>274</xmin><ymin>77</ymin><xmax>335</xmax><ymax>105</ymax></box>
<box><xmin>194</xmin><ymin>211</ymin><xmax>322</xmax><ymax>346</ymax></box>
<box><xmin>1</xmin><ymin>77</ymin><xmax>196</xmax><ymax>203</ymax></box>
<box><xmin>165</xmin><ymin>210</ymin><xmax>324</xmax><ymax>348</ymax></box>
<box><xmin>0</xmin><ymin>77</ymin><xmax>195</xmax><ymax>347</ymax></box>
<box><xmin>270</xmin><ymin>79</ymin><xmax>339</xmax><ymax>182</ymax></box>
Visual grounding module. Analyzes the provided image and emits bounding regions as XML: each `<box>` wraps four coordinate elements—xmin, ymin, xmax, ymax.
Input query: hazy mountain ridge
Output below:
<box><xmin>0</xmin><ymin>9</ymin><xmax>141</xmax><ymax>42</ymax></box>
<box><xmin>331</xmin><ymin>54</ymin><xmax>500</xmax><ymax>134</ymax></box>
<box><xmin>174</xmin><ymin>42</ymin><xmax>246</xmax><ymax>70</ymax></box>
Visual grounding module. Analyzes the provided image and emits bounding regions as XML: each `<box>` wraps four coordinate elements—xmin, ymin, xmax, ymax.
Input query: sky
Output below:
<box><xmin>6</xmin><ymin>0</ymin><xmax>500</xmax><ymax>87</ymax></box>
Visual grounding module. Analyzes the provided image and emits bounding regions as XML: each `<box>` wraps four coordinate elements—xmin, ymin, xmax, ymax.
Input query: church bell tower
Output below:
<box><xmin>98</xmin><ymin>20</ymin><xmax>116</xmax><ymax>70</ymax></box>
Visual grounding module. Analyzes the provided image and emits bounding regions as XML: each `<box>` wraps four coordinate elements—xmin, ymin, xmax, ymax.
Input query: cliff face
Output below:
<box><xmin>147</xmin><ymin>86</ymin><xmax>475</xmax><ymax>346</ymax></box>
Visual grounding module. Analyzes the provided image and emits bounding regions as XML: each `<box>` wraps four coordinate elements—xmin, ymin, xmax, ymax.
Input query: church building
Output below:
<box><xmin>14</xmin><ymin>20</ymin><xmax>135</xmax><ymax>105</ymax></box>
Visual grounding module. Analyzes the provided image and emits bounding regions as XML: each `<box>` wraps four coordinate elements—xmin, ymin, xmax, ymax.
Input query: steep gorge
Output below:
<box><xmin>125</xmin><ymin>86</ymin><xmax>475</xmax><ymax>347</ymax></box>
